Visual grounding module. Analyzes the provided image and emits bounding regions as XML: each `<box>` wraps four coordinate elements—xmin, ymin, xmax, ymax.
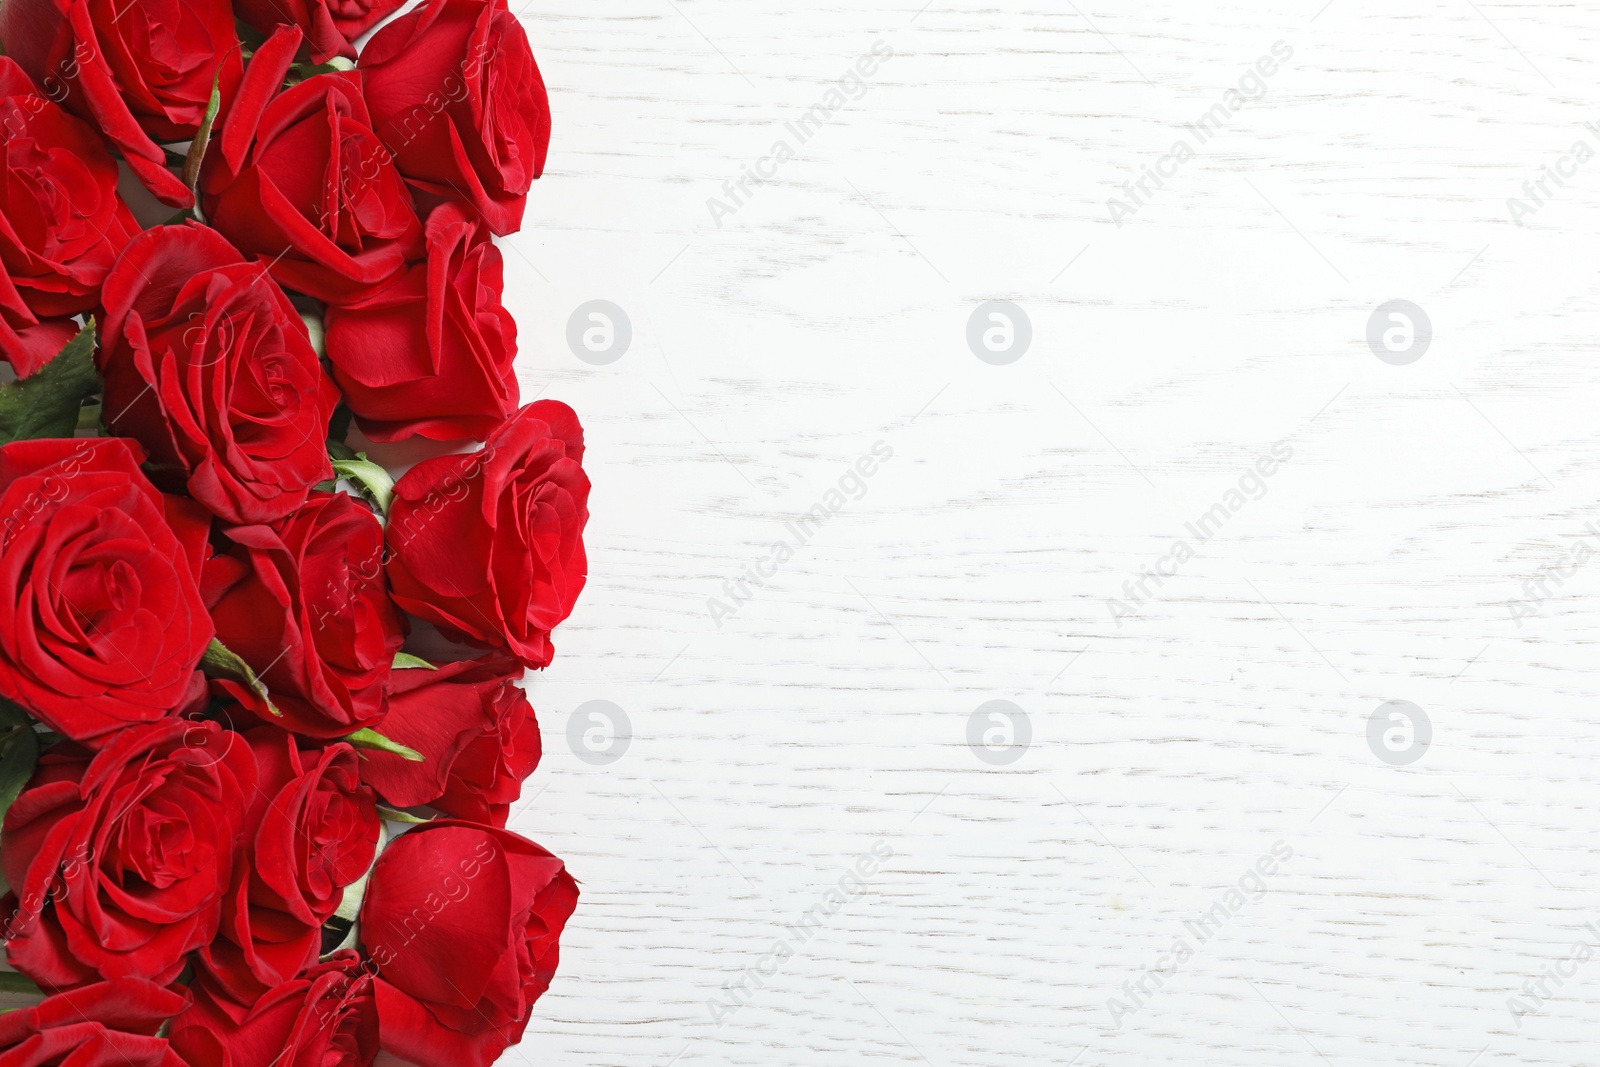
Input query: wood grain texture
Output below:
<box><xmin>475</xmin><ymin>2</ymin><xmax>1600</xmax><ymax>1065</ymax></box>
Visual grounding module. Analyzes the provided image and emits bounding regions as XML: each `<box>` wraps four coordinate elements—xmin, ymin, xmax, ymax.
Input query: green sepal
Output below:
<box><xmin>376</xmin><ymin>805</ymin><xmax>431</xmax><ymax>824</ymax></box>
<box><xmin>181</xmin><ymin>74</ymin><xmax>222</xmax><ymax>216</ymax></box>
<box><xmin>0</xmin><ymin>697</ymin><xmax>31</xmax><ymax>730</ymax></box>
<box><xmin>199</xmin><ymin>638</ymin><xmax>281</xmax><ymax>717</ymax></box>
<box><xmin>330</xmin><ymin>453</ymin><xmax>394</xmax><ymax>515</ymax></box>
<box><xmin>346</xmin><ymin>728</ymin><xmax>422</xmax><ymax>762</ymax></box>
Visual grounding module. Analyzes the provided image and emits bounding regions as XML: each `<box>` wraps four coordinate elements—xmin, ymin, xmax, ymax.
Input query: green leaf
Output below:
<box><xmin>199</xmin><ymin>638</ymin><xmax>281</xmax><ymax>717</ymax></box>
<box><xmin>0</xmin><ymin>725</ymin><xmax>39</xmax><ymax>830</ymax></box>
<box><xmin>346</xmin><ymin>728</ymin><xmax>422</xmax><ymax>762</ymax></box>
<box><xmin>330</xmin><ymin>454</ymin><xmax>394</xmax><ymax>515</ymax></box>
<box><xmin>182</xmin><ymin>73</ymin><xmax>222</xmax><ymax>218</ymax></box>
<box><xmin>0</xmin><ymin>697</ymin><xmax>31</xmax><ymax>730</ymax></box>
<box><xmin>392</xmin><ymin>652</ymin><xmax>435</xmax><ymax>670</ymax></box>
<box><xmin>0</xmin><ymin>321</ymin><xmax>99</xmax><ymax>444</ymax></box>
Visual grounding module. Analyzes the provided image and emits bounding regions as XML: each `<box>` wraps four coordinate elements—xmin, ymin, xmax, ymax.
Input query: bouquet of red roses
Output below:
<box><xmin>0</xmin><ymin>0</ymin><xmax>589</xmax><ymax>1064</ymax></box>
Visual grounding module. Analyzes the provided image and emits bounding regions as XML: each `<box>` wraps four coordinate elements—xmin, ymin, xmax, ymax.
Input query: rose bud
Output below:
<box><xmin>325</xmin><ymin>202</ymin><xmax>518</xmax><ymax>442</ymax></box>
<box><xmin>201</xmin><ymin>26</ymin><xmax>421</xmax><ymax>305</ymax></box>
<box><xmin>0</xmin><ymin>0</ymin><xmax>241</xmax><ymax>206</ymax></box>
<box><xmin>359</xmin><ymin>0</ymin><xmax>551</xmax><ymax>236</ymax></box>
<box><xmin>234</xmin><ymin>0</ymin><xmax>408</xmax><ymax>65</ymax></box>
<box><xmin>386</xmin><ymin>401</ymin><xmax>589</xmax><ymax>669</ymax></box>
<box><xmin>0</xmin><ymin>438</ymin><xmax>213</xmax><ymax>746</ymax></box>
<box><xmin>2</xmin><ymin>719</ymin><xmax>255</xmax><ymax>989</ymax></box>
<box><xmin>204</xmin><ymin>492</ymin><xmax>405</xmax><ymax>738</ymax></box>
<box><xmin>0</xmin><ymin>58</ymin><xmax>137</xmax><ymax>377</ymax></box>
<box><xmin>199</xmin><ymin>729</ymin><xmax>380</xmax><ymax>1005</ymax></box>
<box><xmin>170</xmin><ymin>951</ymin><xmax>378</xmax><ymax>1067</ymax></box>
<box><xmin>97</xmin><ymin>223</ymin><xmax>339</xmax><ymax>526</ymax></box>
<box><xmin>0</xmin><ymin>979</ymin><xmax>190</xmax><ymax>1066</ymax></box>
<box><xmin>360</xmin><ymin>654</ymin><xmax>539</xmax><ymax>825</ymax></box>
<box><xmin>360</xmin><ymin>821</ymin><xmax>577</xmax><ymax>1067</ymax></box>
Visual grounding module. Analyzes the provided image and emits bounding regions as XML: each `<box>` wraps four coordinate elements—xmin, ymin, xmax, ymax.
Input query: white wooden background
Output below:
<box><xmin>484</xmin><ymin>2</ymin><xmax>1600</xmax><ymax>1065</ymax></box>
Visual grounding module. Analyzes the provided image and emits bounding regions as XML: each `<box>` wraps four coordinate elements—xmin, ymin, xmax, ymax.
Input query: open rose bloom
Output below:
<box><xmin>0</xmin><ymin>1</ymin><xmax>586</xmax><ymax>1065</ymax></box>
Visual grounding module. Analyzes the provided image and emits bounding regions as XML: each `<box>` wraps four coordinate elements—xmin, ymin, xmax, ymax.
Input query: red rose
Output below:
<box><xmin>360</xmin><ymin>822</ymin><xmax>577</xmax><ymax>1067</ymax></box>
<box><xmin>386</xmin><ymin>402</ymin><xmax>589</xmax><ymax>669</ymax></box>
<box><xmin>97</xmin><ymin>223</ymin><xmax>338</xmax><ymax>526</ymax></box>
<box><xmin>201</xmin><ymin>27</ymin><xmax>421</xmax><ymax>305</ymax></box>
<box><xmin>0</xmin><ymin>979</ymin><xmax>190</xmax><ymax>1066</ymax></box>
<box><xmin>0</xmin><ymin>0</ymin><xmax>241</xmax><ymax>206</ymax></box>
<box><xmin>170</xmin><ymin>951</ymin><xmax>378</xmax><ymax>1067</ymax></box>
<box><xmin>1</xmin><ymin>719</ymin><xmax>254</xmax><ymax>989</ymax></box>
<box><xmin>359</xmin><ymin>654</ymin><xmax>539</xmax><ymax>825</ymax></box>
<box><xmin>204</xmin><ymin>492</ymin><xmax>405</xmax><ymax>738</ymax></box>
<box><xmin>324</xmin><ymin>202</ymin><xmax>518</xmax><ymax>442</ymax></box>
<box><xmin>0</xmin><ymin>58</ymin><xmax>137</xmax><ymax>378</ymax></box>
<box><xmin>234</xmin><ymin>0</ymin><xmax>407</xmax><ymax>64</ymax></box>
<box><xmin>200</xmin><ymin>729</ymin><xmax>379</xmax><ymax>1004</ymax></box>
<box><xmin>359</xmin><ymin>0</ymin><xmax>550</xmax><ymax>236</ymax></box>
<box><xmin>0</xmin><ymin>438</ymin><xmax>212</xmax><ymax>745</ymax></box>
